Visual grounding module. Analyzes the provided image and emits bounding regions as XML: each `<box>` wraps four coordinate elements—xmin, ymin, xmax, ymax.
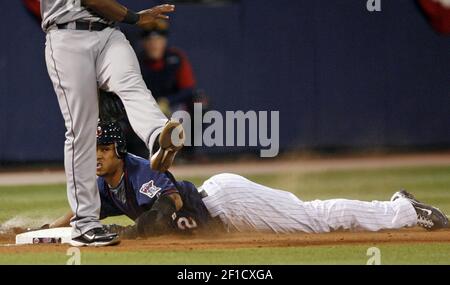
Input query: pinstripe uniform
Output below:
<box><xmin>199</xmin><ymin>174</ymin><xmax>417</xmax><ymax>233</ymax></box>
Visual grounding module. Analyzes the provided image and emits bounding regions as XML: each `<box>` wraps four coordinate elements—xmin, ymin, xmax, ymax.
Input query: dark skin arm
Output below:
<box><xmin>134</xmin><ymin>192</ymin><xmax>183</xmax><ymax>237</ymax></box>
<box><xmin>49</xmin><ymin>211</ymin><xmax>73</xmax><ymax>228</ymax></box>
<box><xmin>170</xmin><ymin>192</ymin><xmax>183</xmax><ymax>211</ymax></box>
<box><xmin>81</xmin><ymin>0</ymin><xmax>175</xmax><ymax>29</ymax></box>
<box><xmin>105</xmin><ymin>192</ymin><xmax>183</xmax><ymax>239</ymax></box>
<box><xmin>47</xmin><ymin>193</ymin><xmax>182</xmax><ymax>228</ymax></box>
<box><xmin>12</xmin><ymin>210</ymin><xmax>72</xmax><ymax>234</ymax></box>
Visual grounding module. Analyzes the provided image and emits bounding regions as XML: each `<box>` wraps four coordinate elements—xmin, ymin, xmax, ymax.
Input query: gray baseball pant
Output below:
<box><xmin>45</xmin><ymin>26</ymin><xmax>167</xmax><ymax>238</ymax></box>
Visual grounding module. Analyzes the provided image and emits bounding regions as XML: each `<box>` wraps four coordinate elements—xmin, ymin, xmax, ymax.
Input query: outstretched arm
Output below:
<box><xmin>14</xmin><ymin>210</ymin><xmax>73</xmax><ymax>233</ymax></box>
<box><xmin>81</xmin><ymin>0</ymin><xmax>175</xmax><ymax>29</ymax></box>
<box><xmin>49</xmin><ymin>211</ymin><xmax>73</xmax><ymax>228</ymax></box>
<box><xmin>103</xmin><ymin>192</ymin><xmax>182</xmax><ymax>239</ymax></box>
<box><xmin>134</xmin><ymin>192</ymin><xmax>182</xmax><ymax>237</ymax></box>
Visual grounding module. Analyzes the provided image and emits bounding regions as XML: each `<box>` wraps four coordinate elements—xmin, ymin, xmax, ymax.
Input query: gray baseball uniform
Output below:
<box><xmin>41</xmin><ymin>0</ymin><xmax>168</xmax><ymax>238</ymax></box>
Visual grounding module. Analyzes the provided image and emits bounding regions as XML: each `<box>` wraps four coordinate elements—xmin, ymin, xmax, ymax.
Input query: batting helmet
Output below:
<box><xmin>97</xmin><ymin>121</ymin><xmax>127</xmax><ymax>159</ymax></box>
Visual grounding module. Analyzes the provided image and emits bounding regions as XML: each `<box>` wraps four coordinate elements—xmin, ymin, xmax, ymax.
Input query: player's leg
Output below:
<box><xmin>45</xmin><ymin>30</ymin><xmax>103</xmax><ymax>238</ymax></box>
<box><xmin>200</xmin><ymin>173</ymin><xmax>318</xmax><ymax>233</ymax></box>
<box><xmin>301</xmin><ymin>198</ymin><xmax>417</xmax><ymax>232</ymax></box>
<box><xmin>200</xmin><ymin>173</ymin><xmax>417</xmax><ymax>233</ymax></box>
<box><xmin>96</xmin><ymin>28</ymin><xmax>184</xmax><ymax>171</ymax></box>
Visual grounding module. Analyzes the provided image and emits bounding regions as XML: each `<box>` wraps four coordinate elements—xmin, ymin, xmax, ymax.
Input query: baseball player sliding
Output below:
<box><xmin>45</xmin><ymin>122</ymin><xmax>449</xmax><ymax>240</ymax></box>
<box><xmin>41</xmin><ymin>1</ymin><xmax>184</xmax><ymax>246</ymax></box>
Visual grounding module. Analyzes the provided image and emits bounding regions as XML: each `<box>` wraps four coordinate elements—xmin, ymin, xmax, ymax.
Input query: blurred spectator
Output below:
<box><xmin>418</xmin><ymin>0</ymin><xmax>450</xmax><ymax>34</ymax></box>
<box><xmin>128</xmin><ymin>19</ymin><xmax>207</xmax><ymax>160</ymax></box>
<box><xmin>23</xmin><ymin>0</ymin><xmax>41</xmax><ymax>21</ymax></box>
<box><xmin>139</xmin><ymin>19</ymin><xmax>198</xmax><ymax>116</ymax></box>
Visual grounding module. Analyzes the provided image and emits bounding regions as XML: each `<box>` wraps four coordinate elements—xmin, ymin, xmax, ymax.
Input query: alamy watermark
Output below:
<box><xmin>171</xmin><ymin>103</ymin><xmax>280</xmax><ymax>158</ymax></box>
<box><xmin>66</xmin><ymin>247</ymin><xmax>81</xmax><ymax>265</ymax></box>
<box><xmin>366</xmin><ymin>247</ymin><xmax>381</xmax><ymax>265</ymax></box>
<box><xmin>367</xmin><ymin>0</ymin><xmax>382</xmax><ymax>12</ymax></box>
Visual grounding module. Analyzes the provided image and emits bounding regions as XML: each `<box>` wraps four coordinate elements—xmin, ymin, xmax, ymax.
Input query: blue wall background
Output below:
<box><xmin>0</xmin><ymin>0</ymin><xmax>449</xmax><ymax>162</ymax></box>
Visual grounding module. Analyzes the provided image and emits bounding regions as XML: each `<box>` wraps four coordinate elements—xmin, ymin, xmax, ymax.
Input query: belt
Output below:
<box><xmin>56</xmin><ymin>21</ymin><xmax>112</xmax><ymax>31</ymax></box>
<box><xmin>198</xmin><ymin>182</ymin><xmax>220</xmax><ymax>199</ymax></box>
<box><xmin>198</xmin><ymin>186</ymin><xmax>209</xmax><ymax>198</ymax></box>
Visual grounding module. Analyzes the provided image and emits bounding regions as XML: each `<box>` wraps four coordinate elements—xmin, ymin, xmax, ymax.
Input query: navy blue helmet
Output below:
<box><xmin>96</xmin><ymin>121</ymin><xmax>127</xmax><ymax>158</ymax></box>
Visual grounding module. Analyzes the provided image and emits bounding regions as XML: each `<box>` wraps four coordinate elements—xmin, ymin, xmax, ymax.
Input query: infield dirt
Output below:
<box><xmin>0</xmin><ymin>228</ymin><xmax>449</xmax><ymax>254</ymax></box>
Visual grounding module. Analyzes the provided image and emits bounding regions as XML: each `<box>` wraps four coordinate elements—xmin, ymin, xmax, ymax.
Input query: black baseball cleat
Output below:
<box><xmin>151</xmin><ymin>120</ymin><xmax>185</xmax><ymax>172</ymax></box>
<box><xmin>70</xmin><ymin>226</ymin><xmax>121</xmax><ymax>247</ymax></box>
<box><xmin>391</xmin><ymin>190</ymin><xmax>449</xmax><ymax>231</ymax></box>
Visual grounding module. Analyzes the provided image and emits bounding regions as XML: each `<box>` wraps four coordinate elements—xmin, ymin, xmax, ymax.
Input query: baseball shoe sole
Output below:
<box><xmin>70</xmin><ymin>227</ymin><xmax>121</xmax><ymax>247</ymax></box>
<box><xmin>391</xmin><ymin>190</ymin><xmax>449</xmax><ymax>230</ymax></box>
<box><xmin>151</xmin><ymin>120</ymin><xmax>185</xmax><ymax>172</ymax></box>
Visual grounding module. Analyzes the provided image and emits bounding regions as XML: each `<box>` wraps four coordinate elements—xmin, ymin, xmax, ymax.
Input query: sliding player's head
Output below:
<box><xmin>96</xmin><ymin>121</ymin><xmax>127</xmax><ymax>176</ymax></box>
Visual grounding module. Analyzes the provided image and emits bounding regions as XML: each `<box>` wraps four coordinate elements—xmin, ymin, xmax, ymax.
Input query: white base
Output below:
<box><xmin>15</xmin><ymin>227</ymin><xmax>72</xmax><ymax>245</ymax></box>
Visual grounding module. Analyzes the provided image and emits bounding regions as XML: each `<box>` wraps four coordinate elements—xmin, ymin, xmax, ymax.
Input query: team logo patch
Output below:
<box><xmin>96</xmin><ymin>126</ymin><xmax>103</xmax><ymax>137</ymax></box>
<box><xmin>139</xmin><ymin>180</ymin><xmax>162</xmax><ymax>199</ymax></box>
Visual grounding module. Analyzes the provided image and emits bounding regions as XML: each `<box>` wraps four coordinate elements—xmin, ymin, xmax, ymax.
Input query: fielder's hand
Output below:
<box><xmin>137</xmin><ymin>4</ymin><xmax>175</xmax><ymax>30</ymax></box>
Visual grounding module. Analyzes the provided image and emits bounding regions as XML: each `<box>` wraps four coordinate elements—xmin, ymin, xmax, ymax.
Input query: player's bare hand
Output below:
<box><xmin>11</xmin><ymin>224</ymin><xmax>49</xmax><ymax>234</ymax></box>
<box><xmin>137</xmin><ymin>4</ymin><xmax>175</xmax><ymax>30</ymax></box>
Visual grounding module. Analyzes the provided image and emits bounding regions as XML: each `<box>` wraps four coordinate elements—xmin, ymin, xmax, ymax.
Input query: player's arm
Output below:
<box><xmin>134</xmin><ymin>192</ymin><xmax>182</xmax><ymax>237</ymax></box>
<box><xmin>18</xmin><ymin>210</ymin><xmax>73</xmax><ymax>233</ymax></box>
<box><xmin>49</xmin><ymin>211</ymin><xmax>73</xmax><ymax>228</ymax></box>
<box><xmin>169</xmin><ymin>192</ymin><xmax>183</xmax><ymax>211</ymax></box>
<box><xmin>81</xmin><ymin>0</ymin><xmax>175</xmax><ymax>29</ymax></box>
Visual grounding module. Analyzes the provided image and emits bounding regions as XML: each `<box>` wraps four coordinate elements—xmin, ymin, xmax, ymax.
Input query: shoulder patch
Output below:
<box><xmin>139</xmin><ymin>180</ymin><xmax>162</xmax><ymax>199</ymax></box>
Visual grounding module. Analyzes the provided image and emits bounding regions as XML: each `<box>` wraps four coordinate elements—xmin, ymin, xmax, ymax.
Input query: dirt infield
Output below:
<box><xmin>0</xmin><ymin>228</ymin><xmax>449</xmax><ymax>254</ymax></box>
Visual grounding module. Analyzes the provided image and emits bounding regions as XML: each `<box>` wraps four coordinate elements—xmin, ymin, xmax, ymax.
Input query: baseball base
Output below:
<box><xmin>15</xmin><ymin>227</ymin><xmax>72</xmax><ymax>245</ymax></box>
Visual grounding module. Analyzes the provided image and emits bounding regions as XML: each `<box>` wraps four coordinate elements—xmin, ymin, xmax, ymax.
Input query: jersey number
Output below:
<box><xmin>176</xmin><ymin>217</ymin><xmax>198</xmax><ymax>230</ymax></box>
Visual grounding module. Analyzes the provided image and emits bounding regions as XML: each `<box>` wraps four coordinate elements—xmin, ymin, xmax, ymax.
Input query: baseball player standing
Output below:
<box><xmin>41</xmin><ymin>0</ymin><xmax>184</xmax><ymax>246</ymax></box>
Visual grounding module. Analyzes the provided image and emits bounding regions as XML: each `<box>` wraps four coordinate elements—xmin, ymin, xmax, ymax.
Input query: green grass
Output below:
<box><xmin>1</xmin><ymin>243</ymin><xmax>449</xmax><ymax>265</ymax></box>
<box><xmin>0</xmin><ymin>165</ymin><xmax>449</xmax><ymax>264</ymax></box>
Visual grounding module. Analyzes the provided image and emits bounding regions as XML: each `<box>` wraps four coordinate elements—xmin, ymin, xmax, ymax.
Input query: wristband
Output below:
<box><xmin>122</xmin><ymin>9</ymin><xmax>140</xmax><ymax>25</ymax></box>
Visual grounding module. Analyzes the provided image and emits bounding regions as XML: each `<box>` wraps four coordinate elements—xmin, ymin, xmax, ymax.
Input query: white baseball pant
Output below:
<box><xmin>200</xmin><ymin>173</ymin><xmax>418</xmax><ymax>233</ymax></box>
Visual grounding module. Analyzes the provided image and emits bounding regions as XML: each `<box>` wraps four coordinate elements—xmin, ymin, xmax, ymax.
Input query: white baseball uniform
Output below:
<box><xmin>41</xmin><ymin>0</ymin><xmax>167</xmax><ymax>237</ymax></box>
<box><xmin>199</xmin><ymin>174</ymin><xmax>418</xmax><ymax>233</ymax></box>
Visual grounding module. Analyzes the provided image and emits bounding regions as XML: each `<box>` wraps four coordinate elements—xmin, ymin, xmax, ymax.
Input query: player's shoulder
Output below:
<box><xmin>124</xmin><ymin>154</ymin><xmax>169</xmax><ymax>184</ymax></box>
<box><xmin>125</xmin><ymin>153</ymin><xmax>150</xmax><ymax>167</ymax></box>
<box><xmin>124</xmin><ymin>153</ymin><xmax>149</xmax><ymax>176</ymax></box>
